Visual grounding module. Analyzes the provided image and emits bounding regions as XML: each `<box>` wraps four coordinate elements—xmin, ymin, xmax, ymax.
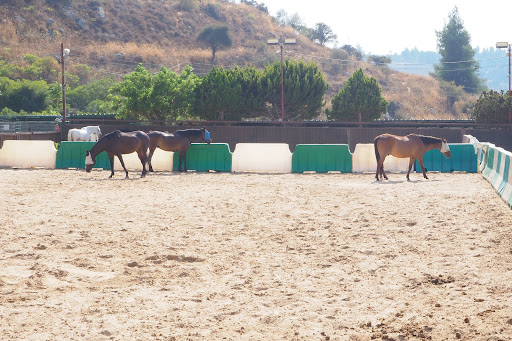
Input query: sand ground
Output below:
<box><xmin>1</xmin><ymin>169</ymin><xmax>512</xmax><ymax>341</ymax></box>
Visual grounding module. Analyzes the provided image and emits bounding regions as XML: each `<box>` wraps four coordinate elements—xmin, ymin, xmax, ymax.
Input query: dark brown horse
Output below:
<box><xmin>85</xmin><ymin>130</ymin><xmax>150</xmax><ymax>178</ymax></box>
<box><xmin>374</xmin><ymin>133</ymin><xmax>452</xmax><ymax>181</ymax></box>
<box><xmin>147</xmin><ymin>128</ymin><xmax>212</xmax><ymax>172</ymax></box>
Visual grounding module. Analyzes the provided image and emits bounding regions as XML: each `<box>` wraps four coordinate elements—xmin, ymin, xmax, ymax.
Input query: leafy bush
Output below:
<box><xmin>177</xmin><ymin>0</ymin><xmax>198</xmax><ymax>12</ymax></box>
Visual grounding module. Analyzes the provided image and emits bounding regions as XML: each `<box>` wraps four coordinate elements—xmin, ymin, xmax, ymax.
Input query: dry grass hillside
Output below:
<box><xmin>0</xmin><ymin>0</ymin><xmax>476</xmax><ymax>119</ymax></box>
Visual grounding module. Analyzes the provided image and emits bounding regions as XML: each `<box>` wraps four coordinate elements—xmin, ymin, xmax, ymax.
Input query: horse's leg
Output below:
<box><xmin>375</xmin><ymin>159</ymin><xmax>382</xmax><ymax>181</ymax></box>
<box><xmin>418</xmin><ymin>157</ymin><xmax>428</xmax><ymax>179</ymax></box>
<box><xmin>147</xmin><ymin>147</ymin><xmax>155</xmax><ymax>172</ymax></box>
<box><xmin>108</xmin><ymin>155</ymin><xmax>115</xmax><ymax>178</ymax></box>
<box><xmin>137</xmin><ymin>149</ymin><xmax>148</xmax><ymax>178</ymax></box>
<box><xmin>376</xmin><ymin>156</ymin><xmax>387</xmax><ymax>180</ymax></box>
<box><xmin>406</xmin><ymin>158</ymin><xmax>415</xmax><ymax>181</ymax></box>
<box><xmin>183</xmin><ymin>151</ymin><xmax>187</xmax><ymax>172</ymax></box>
<box><xmin>381</xmin><ymin>163</ymin><xmax>388</xmax><ymax>180</ymax></box>
<box><xmin>117</xmin><ymin>154</ymin><xmax>129</xmax><ymax>179</ymax></box>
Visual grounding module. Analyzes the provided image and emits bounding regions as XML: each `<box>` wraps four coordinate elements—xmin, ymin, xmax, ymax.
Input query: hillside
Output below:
<box><xmin>0</xmin><ymin>0</ymin><xmax>477</xmax><ymax>119</ymax></box>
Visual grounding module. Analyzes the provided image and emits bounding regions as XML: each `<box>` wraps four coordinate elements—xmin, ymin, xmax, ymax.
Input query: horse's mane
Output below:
<box><xmin>415</xmin><ymin>134</ymin><xmax>442</xmax><ymax>146</ymax></box>
<box><xmin>174</xmin><ymin>128</ymin><xmax>203</xmax><ymax>137</ymax></box>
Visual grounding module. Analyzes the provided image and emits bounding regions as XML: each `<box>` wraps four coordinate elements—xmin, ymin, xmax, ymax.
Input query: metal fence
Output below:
<box><xmin>0</xmin><ymin>116</ymin><xmax>60</xmax><ymax>133</ymax></box>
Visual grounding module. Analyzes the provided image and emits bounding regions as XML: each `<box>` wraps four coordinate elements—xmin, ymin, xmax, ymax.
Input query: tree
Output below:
<box><xmin>0</xmin><ymin>77</ymin><xmax>51</xmax><ymax>114</ymax></box>
<box><xmin>472</xmin><ymin>90</ymin><xmax>512</xmax><ymax>124</ymax></box>
<box><xmin>326</xmin><ymin>68</ymin><xmax>388</xmax><ymax>123</ymax></box>
<box><xmin>67</xmin><ymin>77</ymin><xmax>117</xmax><ymax>112</ymax></box>
<box><xmin>367</xmin><ymin>55</ymin><xmax>392</xmax><ymax>67</ymax></box>
<box><xmin>194</xmin><ymin>66</ymin><xmax>265</xmax><ymax>120</ymax></box>
<box><xmin>433</xmin><ymin>7</ymin><xmax>483</xmax><ymax>94</ymax></box>
<box><xmin>307</xmin><ymin>22</ymin><xmax>337</xmax><ymax>46</ymax></box>
<box><xmin>108</xmin><ymin>64</ymin><xmax>198</xmax><ymax>121</ymax></box>
<box><xmin>197</xmin><ymin>25</ymin><xmax>232</xmax><ymax>64</ymax></box>
<box><xmin>261</xmin><ymin>59</ymin><xmax>328</xmax><ymax>121</ymax></box>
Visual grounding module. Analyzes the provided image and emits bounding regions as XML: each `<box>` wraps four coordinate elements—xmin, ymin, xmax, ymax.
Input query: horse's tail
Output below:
<box><xmin>67</xmin><ymin>129</ymin><xmax>72</xmax><ymax>141</ymax></box>
<box><xmin>374</xmin><ymin>136</ymin><xmax>381</xmax><ymax>162</ymax></box>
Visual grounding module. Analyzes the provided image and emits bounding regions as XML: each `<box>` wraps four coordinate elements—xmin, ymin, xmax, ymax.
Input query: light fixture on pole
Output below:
<box><xmin>496</xmin><ymin>42</ymin><xmax>511</xmax><ymax>124</ymax></box>
<box><xmin>267</xmin><ymin>35</ymin><xmax>296</xmax><ymax>122</ymax></box>
<box><xmin>60</xmin><ymin>43</ymin><xmax>70</xmax><ymax>139</ymax></box>
<box><xmin>496</xmin><ymin>42</ymin><xmax>511</xmax><ymax>93</ymax></box>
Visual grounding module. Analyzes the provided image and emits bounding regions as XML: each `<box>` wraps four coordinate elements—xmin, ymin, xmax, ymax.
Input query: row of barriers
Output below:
<box><xmin>462</xmin><ymin>134</ymin><xmax>512</xmax><ymax>207</ymax></box>
<box><xmin>0</xmin><ymin>140</ymin><xmax>478</xmax><ymax>174</ymax></box>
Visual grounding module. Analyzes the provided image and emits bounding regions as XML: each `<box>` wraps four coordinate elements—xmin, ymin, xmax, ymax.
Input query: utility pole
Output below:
<box><xmin>496</xmin><ymin>42</ymin><xmax>511</xmax><ymax>124</ymax></box>
<box><xmin>60</xmin><ymin>43</ymin><xmax>70</xmax><ymax>139</ymax></box>
<box><xmin>267</xmin><ymin>35</ymin><xmax>296</xmax><ymax>122</ymax></box>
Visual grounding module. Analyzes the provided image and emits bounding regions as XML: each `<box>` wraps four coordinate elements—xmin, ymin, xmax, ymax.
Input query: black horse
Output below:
<box><xmin>147</xmin><ymin>128</ymin><xmax>212</xmax><ymax>172</ymax></box>
<box><xmin>85</xmin><ymin>130</ymin><xmax>150</xmax><ymax>178</ymax></box>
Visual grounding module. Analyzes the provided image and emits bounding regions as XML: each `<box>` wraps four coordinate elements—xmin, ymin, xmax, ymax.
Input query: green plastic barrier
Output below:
<box><xmin>56</xmin><ymin>141</ymin><xmax>110</xmax><ymax>170</ymax></box>
<box><xmin>415</xmin><ymin>143</ymin><xmax>478</xmax><ymax>173</ymax></box>
<box><xmin>292</xmin><ymin>144</ymin><xmax>352</xmax><ymax>173</ymax></box>
<box><xmin>173</xmin><ymin>143</ymin><xmax>232</xmax><ymax>172</ymax></box>
<box><xmin>482</xmin><ymin>147</ymin><xmax>495</xmax><ymax>180</ymax></box>
<box><xmin>497</xmin><ymin>153</ymin><xmax>510</xmax><ymax>196</ymax></box>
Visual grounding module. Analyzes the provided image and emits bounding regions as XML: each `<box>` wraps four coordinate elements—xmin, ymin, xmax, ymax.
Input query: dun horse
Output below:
<box><xmin>85</xmin><ymin>130</ymin><xmax>150</xmax><ymax>178</ymax></box>
<box><xmin>147</xmin><ymin>128</ymin><xmax>212</xmax><ymax>172</ymax></box>
<box><xmin>374</xmin><ymin>133</ymin><xmax>452</xmax><ymax>181</ymax></box>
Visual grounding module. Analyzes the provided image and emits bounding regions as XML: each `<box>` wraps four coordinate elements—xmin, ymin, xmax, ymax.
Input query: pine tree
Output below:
<box><xmin>433</xmin><ymin>7</ymin><xmax>483</xmax><ymax>94</ymax></box>
<box><xmin>326</xmin><ymin>68</ymin><xmax>387</xmax><ymax>123</ymax></box>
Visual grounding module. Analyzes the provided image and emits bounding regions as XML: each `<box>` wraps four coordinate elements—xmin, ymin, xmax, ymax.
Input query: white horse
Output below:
<box><xmin>67</xmin><ymin>126</ymin><xmax>102</xmax><ymax>142</ymax></box>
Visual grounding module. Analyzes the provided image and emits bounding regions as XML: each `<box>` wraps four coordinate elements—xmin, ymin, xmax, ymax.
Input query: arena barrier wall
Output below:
<box><xmin>499</xmin><ymin>151</ymin><xmax>512</xmax><ymax>206</ymax></box>
<box><xmin>482</xmin><ymin>145</ymin><xmax>497</xmax><ymax>181</ymax></box>
<box><xmin>488</xmin><ymin>147</ymin><xmax>509</xmax><ymax>193</ymax></box>
<box><xmin>292</xmin><ymin>144</ymin><xmax>352</xmax><ymax>173</ymax></box>
<box><xmin>172</xmin><ymin>143</ymin><xmax>232</xmax><ymax>172</ymax></box>
<box><xmin>0</xmin><ymin>140</ymin><xmax>57</xmax><ymax>169</ymax></box>
<box><xmin>113</xmin><ymin>148</ymin><xmax>173</xmax><ymax>172</ymax></box>
<box><xmin>56</xmin><ymin>142</ymin><xmax>110</xmax><ymax>169</ymax></box>
<box><xmin>231</xmin><ymin>143</ymin><xmax>292</xmax><ymax>173</ymax></box>
<box><xmin>351</xmin><ymin>143</ymin><xmax>410</xmax><ymax>173</ymax></box>
<box><xmin>462</xmin><ymin>135</ymin><xmax>487</xmax><ymax>168</ymax></box>
<box><xmin>414</xmin><ymin>144</ymin><xmax>478</xmax><ymax>173</ymax></box>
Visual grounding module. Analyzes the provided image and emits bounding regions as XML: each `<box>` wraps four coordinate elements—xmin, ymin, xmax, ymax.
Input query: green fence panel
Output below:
<box><xmin>173</xmin><ymin>143</ymin><xmax>232</xmax><ymax>172</ymax></box>
<box><xmin>415</xmin><ymin>144</ymin><xmax>478</xmax><ymax>173</ymax></box>
<box><xmin>56</xmin><ymin>141</ymin><xmax>110</xmax><ymax>169</ymax></box>
<box><xmin>482</xmin><ymin>147</ymin><xmax>495</xmax><ymax>180</ymax></box>
<box><xmin>497</xmin><ymin>153</ymin><xmax>510</xmax><ymax>196</ymax></box>
<box><xmin>292</xmin><ymin>144</ymin><xmax>352</xmax><ymax>173</ymax></box>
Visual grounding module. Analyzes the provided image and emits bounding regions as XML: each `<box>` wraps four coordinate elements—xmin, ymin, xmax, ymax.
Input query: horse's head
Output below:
<box><xmin>440</xmin><ymin>138</ymin><xmax>452</xmax><ymax>159</ymax></box>
<box><xmin>85</xmin><ymin>150</ymin><xmax>95</xmax><ymax>172</ymax></box>
<box><xmin>202</xmin><ymin>128</ymin><xmax>212</xmax><ymax>144</ymax></box>
<box><xmin>96</xmin><ymin>126</ymin><xmax>102</xmax><ymax>138</ymax></box>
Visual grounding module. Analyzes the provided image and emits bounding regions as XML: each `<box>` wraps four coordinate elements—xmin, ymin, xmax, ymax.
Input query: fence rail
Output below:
<box><xmin>1</xmin><ymin>119</ymin><xmax>512</xmax><ymax>152</ymax></box>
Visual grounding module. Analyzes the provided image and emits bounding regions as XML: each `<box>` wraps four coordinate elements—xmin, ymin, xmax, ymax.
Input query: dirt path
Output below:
<box><xmin>1</xmin><ymin>169</ymin><xmax>512</xmax><ymax>340</ymax></box>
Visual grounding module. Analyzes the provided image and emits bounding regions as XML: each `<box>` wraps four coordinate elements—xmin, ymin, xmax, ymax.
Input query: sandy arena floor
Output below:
<box><xmin>1</xmin><ymin>169</ymin><xmax>512</xmax><ymax>341</ymax></box>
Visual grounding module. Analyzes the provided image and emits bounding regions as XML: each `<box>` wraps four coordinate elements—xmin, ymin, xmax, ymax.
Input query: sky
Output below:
<box><xmin>263</xmin><ymin>0</ymin><xmax>512</xmax><ymax>55</ymax></box>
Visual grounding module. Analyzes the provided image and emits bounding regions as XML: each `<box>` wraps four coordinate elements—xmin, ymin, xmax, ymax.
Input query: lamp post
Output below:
<box><xmin>267</xmin><ymin>36</ymin><xmax>296</xmax><ymax>122</ymax></box>
<box><xmin>496</xmin><ymin>42</ymin><xmax>511</xmax><ymax>124</ymax></box>
<box><xmin>60</xmin><ymin>43</ymin><xmax>70</xmax><ymax>138</ymax></box>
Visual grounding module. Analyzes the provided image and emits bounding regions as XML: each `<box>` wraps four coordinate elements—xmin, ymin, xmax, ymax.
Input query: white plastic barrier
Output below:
<box><xmin>231</xmin><ymin>143</ymin><xmax>292</xmax><ymax>173</ymax></box>
<box><xmin>113</xmin><ymin>149</ymin><xmax>173</xmax><ymax>171</ymax></box>
<box><xmin>463</xmin><ymin>135</ymin><xmax>485</xmax><ymax>170</ymax></box>
<box><xmin>352</xmin><ymin>143</ymin><xmax>410</xmax><ymax>173</ymax></box>
<box><xmin>500</xmin><ymin>152</ymin><xmax>512</xmax><ymax>202</ymax></box>
<box><xmin>487</xmin><ymin>146</ymin><xmax>503</xmax><ymax>188</ymax></box>
<box><xmin>0</xmin><ymin>140</ymin><xmax>57</xmax><ymax>169</ymax></box>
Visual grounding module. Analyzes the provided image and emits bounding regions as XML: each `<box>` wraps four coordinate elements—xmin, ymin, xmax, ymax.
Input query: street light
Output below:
<box><xmin>267</xmin><ymin>35</ymin><xmax>296</xmax><ymax>122</ymax></box>
<box><xmin>496</xmin><ymin>42</ymin><xmax>511</xmax><ymax>93</ymax></box>
<box><xmin>60</xmin><ymin>43</ymin><xmax>70</xmax><ymax>139</ymax></box>
<box><xmin>496</xmin><ymin>42</ymin><xmax>511</xmax><ymax>124</ymax></box>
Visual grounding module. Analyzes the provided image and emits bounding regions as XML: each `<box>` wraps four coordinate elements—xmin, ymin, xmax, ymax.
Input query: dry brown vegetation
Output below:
<box><xmin>0</xmin><ymin>0</ymin><xmax>477</xmax><ymax>119</ymax></box>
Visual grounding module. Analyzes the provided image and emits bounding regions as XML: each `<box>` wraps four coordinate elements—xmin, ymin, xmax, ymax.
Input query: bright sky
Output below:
<box><xmin>264</xmin><ymin>0</ymin><xmax>512</xmax><ymax>55</ymax></box>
